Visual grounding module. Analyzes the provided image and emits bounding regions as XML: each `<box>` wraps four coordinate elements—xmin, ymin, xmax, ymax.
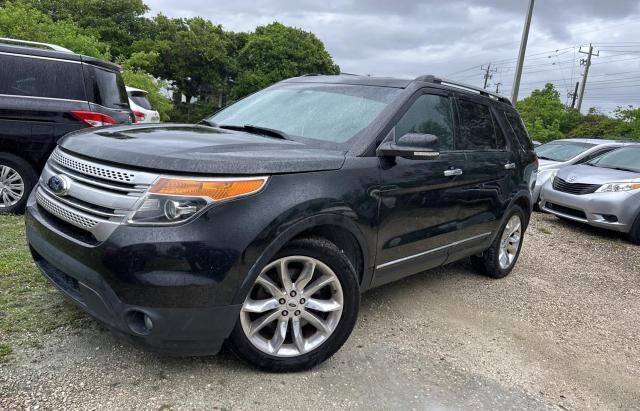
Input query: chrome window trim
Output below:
<box><xmin>0</xmin><ymin>51</ymin><xmax>80</xmax><ymax>63</ymax></box>
<box><xmin>376</xmin><ymin>232</ymin><xmax>492</xmax><ymax>269</ymax></box>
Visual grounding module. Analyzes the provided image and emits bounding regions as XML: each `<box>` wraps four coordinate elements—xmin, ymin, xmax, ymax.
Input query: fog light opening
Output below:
<box><xmin>126</xmin><ymin>310</ymin><xmax>153</xmax><ymax>335</ymax></box>
<box><xmin>602</xmin><ymin>214</ymin><xmax>618</xmax><ymax>223</ymax></box>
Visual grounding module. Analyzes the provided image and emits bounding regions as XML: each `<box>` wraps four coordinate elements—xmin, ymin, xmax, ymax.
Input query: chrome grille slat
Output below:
<box><xmin>36</xmin><ymin>188</ymin><xmax>100</xmax><ymax>230</ymax></box>
<box><xmin>38</xmin><ymin>149</ymin><xmax>160</xmax><ymax>242</ymax></box>
<box><xmin>48</xmin><ymin>162</ymin><xmax>145</xmax><ymax>193</ymax></box>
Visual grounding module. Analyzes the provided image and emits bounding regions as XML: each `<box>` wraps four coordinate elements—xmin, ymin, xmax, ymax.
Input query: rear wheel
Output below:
<box><xmin>0</xmin><ymin>154</ymin><xmax>36</xmax><ymax>214</ymax></box>
<box><xmin>471</xmin><ymin>206</ymin><xmax>526</xmax><ymax>278</ymax></box>
<box><xmin>228</xmin><ymin>237</ymin><xmax>360</xmax><ymax>372</ymax></box>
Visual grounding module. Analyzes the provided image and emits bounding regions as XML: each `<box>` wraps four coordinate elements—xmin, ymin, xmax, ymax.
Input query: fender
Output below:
<box><xmin>231</xmin><ymin>211</ymin><xmax>372</xmax><ymax>305</ymax></box>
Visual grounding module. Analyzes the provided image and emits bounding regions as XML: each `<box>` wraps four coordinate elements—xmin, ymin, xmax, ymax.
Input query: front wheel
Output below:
<box><xmin>0</xmin><ymin>154</ymin><xmax>37</xmax><ymax>214</ymax></box>
<box><xmin>228</xmin><ymin>237</ymin><xmax>360</xmax><ymax>372</ymax></box>
<box><xmin>628</xmin><ymin>213</ymin><xmax>640</xmax><ymax>245</ymax></box>
<box><xmin>471</xmin><ymin>206</ymin><xmax>527</xmax><ymax>278</ymax></box>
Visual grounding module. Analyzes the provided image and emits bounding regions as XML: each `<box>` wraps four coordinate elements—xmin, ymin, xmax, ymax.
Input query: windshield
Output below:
<box><xmin>587</xmin><ymin>146</ymin><xmax>640</xmax><ymax>172</ymax></box>
<box><xmin>207</xmin><ymin>83</ymin><xmax>401</xmax><ymax>145</ymax></box>
<box><xmin>534</xmin><ymin>142</ymin><xmax>595</xmax><ymax>162</ymax></box>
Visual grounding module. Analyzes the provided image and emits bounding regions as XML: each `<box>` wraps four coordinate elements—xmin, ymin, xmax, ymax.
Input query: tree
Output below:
<box><xmin>0</xmin><ymin>1</ymin><xmax>110</xmax><ymax>59</ymax></box>
<box><xmin>233</xmin><ymin>22</ymin><xmax>340</xmax><ymax>97</ymax></box>
<box><xmin>516</xmin><ymin>83</ymin><xmax>566</xmax><ymax>142</ymax></box>
<box><xmin>13</xmin><ymin>0</ymin><xmax>149</xmax><ymax>58</ymax></box>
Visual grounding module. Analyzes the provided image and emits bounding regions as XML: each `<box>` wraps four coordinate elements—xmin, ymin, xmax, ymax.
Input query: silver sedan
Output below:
<box><xmin>533</xmin><ymin>139</ymin><xmax>630</xmax><ymax>205</ymax></box>
<box><xmin>540</xmin><ymin>145</ymin><xmax>640</xmax><ymax>244</ymax></box>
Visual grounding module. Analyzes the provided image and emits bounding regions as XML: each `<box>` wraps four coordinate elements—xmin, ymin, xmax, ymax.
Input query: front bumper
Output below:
<box><xmin>25</xmin><ymin>193</ymin><xmax>242</xmax><ymax>356</ymax></box>
<box><xmin>540</xmin><ymin>182</ymin><xmax>639</xmax><ymax>233</ymax></box>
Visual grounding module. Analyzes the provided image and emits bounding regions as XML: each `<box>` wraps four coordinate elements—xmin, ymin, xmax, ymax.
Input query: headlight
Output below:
<box><xmin>595</xmin><ymin>182</ymin><xmax>640</xmax><ymax>193</ymax></box>
<box><xmin>127</xmin><ymin>177</ymin><xmax>268</xmax><ymax>225</ymax></box>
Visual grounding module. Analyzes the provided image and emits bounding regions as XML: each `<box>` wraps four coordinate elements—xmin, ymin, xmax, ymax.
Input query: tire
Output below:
<box><xmin>228</xmin><ymin>237</ymin><xmax>360</xmax><ymax>372</ymax></box>
<box><xmin>0</xmin><ymin>153</ymin><xmax>37</xmax><ymax>215</ymax></box>
<box><xmin>628</xmin><ymin>214</ymin><xmax>640</xmax><ymax>245</ymax></box>
<box><xmin>471</xmin><ymin>205</ymin><xmax>527</xmax><ymax>279</ymax></box>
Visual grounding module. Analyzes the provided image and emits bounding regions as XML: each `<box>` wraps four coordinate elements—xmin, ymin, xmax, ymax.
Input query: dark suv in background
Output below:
<box><xmin>0</xmin><ymin>38</ymin><xmax>132</xmax><ymax>214</ymax></box>
<box><xmin>26</xmin><ymin>74</ymin><xmax>537</xmax><ymax>371</ymax></box>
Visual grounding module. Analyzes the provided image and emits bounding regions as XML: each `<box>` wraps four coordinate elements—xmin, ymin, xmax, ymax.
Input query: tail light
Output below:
<box><xmin>133</xmin><ymin>110</ymin><xmax>146</xmax><ymax>123</ymax></box>
<box><xmin>70</xmin><ymin>111</ymin><xmax>117</xmax><ymax>127</ymax></box>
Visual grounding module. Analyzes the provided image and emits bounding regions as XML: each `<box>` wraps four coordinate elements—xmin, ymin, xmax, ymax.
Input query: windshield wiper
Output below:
<box><xmin>537</xmin><ymin>156</ymin><xmax>554</xmax><ymax>161</ymax></box>
<box><xmin>218</xmin><ymin>124</ymin><xmax>291</xmax><ymax>140</ymax></box>
<box><xmin>198</xmin><ymin>119</ymin><xmax>218</xmax><ymax>127</ymax></box>
<box><xmin>609</xmin><ymin>166</ymin><xmax>638</xmax><ymax>173</ymax></box>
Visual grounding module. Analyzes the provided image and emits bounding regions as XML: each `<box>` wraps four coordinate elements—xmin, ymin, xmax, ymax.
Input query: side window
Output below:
<box><xmin>457</xmin><ymin>99</ymin><xmax>502</xmax><ymax>150</ymax></box>
<box><xmin>503</xmin><ymin>110</ymin><xmax>533</xmax><ymax>150</ymax></box>
<box><xmin>395</xmin><ymin>94</ymin><xmax>454</xmax><ymax>150</ymax></box>
<box><xmin>83</xmin><ymin>65</ymin><xmax>129</xmax><ymax>109</ymax></box>
<box><xmin>0</xmin><ymin>54</ymin><xmax>85</xmax><ymax>100</ymax></box>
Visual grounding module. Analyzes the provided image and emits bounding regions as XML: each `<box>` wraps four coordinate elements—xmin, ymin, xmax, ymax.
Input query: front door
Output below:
<box><xmin>373</xmin><ymin>91</ymin><xmax>469</xmax><ymax>286</ymax></box>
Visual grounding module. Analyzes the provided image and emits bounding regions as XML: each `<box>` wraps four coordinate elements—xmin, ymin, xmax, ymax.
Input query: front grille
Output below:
<box><xmin>36</xmin><ymin>188</ymin><xmax>99</xmax><ymax>230</ymax></box>
<box><xmin>545</xmin><ymin>202</ymin><xmax>588</xmax><ymax>220</ymax></box>
<box><xmin>552</xmin><ymin>177</ymin><xmax>601</xmax><ymax>195</ymax></box>
<box><xmin>35</xmin><ymin>148</ymin><xmax>159</xmax><ymax>242</ymax></box>
<box><xmin>51</xmin><ymin>149</ymin><xmax>136</xmax><ymax>183</ymax></box>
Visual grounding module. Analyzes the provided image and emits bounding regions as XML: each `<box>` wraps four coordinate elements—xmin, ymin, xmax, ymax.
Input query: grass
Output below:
<box><xmin>0</xmin><ymin>214</ymin><xmax>82</xmax><ymax>348</ymax></box>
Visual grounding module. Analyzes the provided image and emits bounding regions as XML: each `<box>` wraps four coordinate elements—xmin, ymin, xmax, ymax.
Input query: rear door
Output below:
<box><xmin>446</xmin><ymin>95</ymin><xmax>518</xmax><ymax>258</ymax></box>
<box><xmin>0</xmin><ymin>52</ymin><xmax>91</xmax><ymax>169</ymax></box>
<box><xmin>373</xmin><ymin>89</ymin><xmax>469</xmax><ymax>286</ymax></box>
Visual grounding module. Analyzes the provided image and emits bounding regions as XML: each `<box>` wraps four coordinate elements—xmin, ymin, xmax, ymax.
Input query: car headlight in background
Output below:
<box><xmin>595</xmin><ymin>182</ymin><xmax>640</xmax><ymax>193</ymax></box>
<box><xmin>127</xmin><ymin>177</ymin><xmax>268</xmax><ymax>225</ymax></box>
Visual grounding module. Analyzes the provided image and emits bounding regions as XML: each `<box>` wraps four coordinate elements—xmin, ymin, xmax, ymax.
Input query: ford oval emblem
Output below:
<box><xmin>47</xmin><ymin>175</ymin><xmax>71</xmax><ymax>196</ymax></box>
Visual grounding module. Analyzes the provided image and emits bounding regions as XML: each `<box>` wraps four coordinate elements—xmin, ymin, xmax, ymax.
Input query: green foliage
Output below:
<box><xmin>233</xmin><ymin>22</ymin><xmax>340</xmax><ymax>97</ymax></box>
<box><xmin>517</xmin><ymin>84</ymin><xmax>640</xmax><ymax>142</ymax></box>
<box><xmin>17</xmin><ymin>0</ymin><xmax>149</xmax><ymax>57</ymax></box>
<box><xmin>0</xmin><ymin>1</ymin><xmax>110</xmax><ymax>59</ymax></box>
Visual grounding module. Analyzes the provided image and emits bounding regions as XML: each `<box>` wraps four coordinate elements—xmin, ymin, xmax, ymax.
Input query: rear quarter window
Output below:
<box><xmin>0</xmin><ymin>53</ymin><xmax>85</xmax><ymax>101</ymax></box>
<box><xmin>128</xmin><ymin>91</ymin><xmax>153</xmax><ymax>110</ymax></box>
<box><xmin>503</xmin><ymin>110</ymin><xmax>533</xmax><ymax>151</ymax></box>
<box><xmin>83</xmin><ymin>65</ymin><xmax>129</xmax><ymax>109</ymax></box>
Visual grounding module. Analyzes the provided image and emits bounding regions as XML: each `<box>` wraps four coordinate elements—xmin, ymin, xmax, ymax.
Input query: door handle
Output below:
<box><xmin>504</xmin><ymin>162</ymin><xmax>516</xmax><ymax>170</ymax></box>
<box><xmin>444</xmin><ymin>168</ymin><xmax>463</xmax><ymax>177</ymax></box>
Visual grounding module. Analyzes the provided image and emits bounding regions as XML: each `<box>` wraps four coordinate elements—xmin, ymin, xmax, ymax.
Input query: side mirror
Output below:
<box><xmin>376</xmin><ymin>132</ymin><xmax>440</xmax><ymax>160</ymax></box>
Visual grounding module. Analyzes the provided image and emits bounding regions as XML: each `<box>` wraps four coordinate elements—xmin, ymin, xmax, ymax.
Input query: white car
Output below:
<box><xmin>126</xmin><ymin>86</ymin><xmax>160</xmax><ymax>124</ymax></box>
<box><xmin>533</xmin><ymin>138</ymin><xmax>630</xmax><ymax>205</ymax></box>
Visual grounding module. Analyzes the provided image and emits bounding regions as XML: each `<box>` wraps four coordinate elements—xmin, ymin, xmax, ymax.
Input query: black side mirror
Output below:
<box><xmin>376</xmin><ymin>132</ymin><xmax>440</xmax><ymax>160</ymax></box>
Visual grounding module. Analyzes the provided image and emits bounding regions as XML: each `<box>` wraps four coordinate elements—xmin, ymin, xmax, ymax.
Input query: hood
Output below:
<box><xmin>58</xmin><ymin>124</ymin><xmax>346</xmax><ymax>175</ymax></box>
<box><xmin>537</xmin><ymin>159</ymin><xmax>562</xmax><ymax>169</ymax></box>
<box><xmin>557</xmin><ymin>164</ymin><xmax>640</xmax><ymax>184</ymax></box>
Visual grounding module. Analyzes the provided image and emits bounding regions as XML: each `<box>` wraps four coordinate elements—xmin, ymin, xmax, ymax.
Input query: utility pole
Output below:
<box><xmin>576</xmin><ymin>44</ymin><xmax>599</xmax><ymax>113</ymax></box>
<box><xmin>482</xmin><ymin>64</ymin><xmax>498</xmax><ymax>89</ymax></box>
<box><xmin>569</xmin><ymin>81</ymin><xmax>580</xmax><ymax>109</ymax></box>
<box><xmin>495</xmin><ymin>82</ymin><xmax>502</xmax><ymax>94</ymax></box>
<box><xmin>511</xmin><ymin>0</ymin><xmax>535</xmax><ymax>103</ymax></box>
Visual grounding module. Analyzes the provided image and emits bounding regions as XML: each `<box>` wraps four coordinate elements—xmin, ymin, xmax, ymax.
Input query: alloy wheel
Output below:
<box><xmin>499</xmin><ymin>215</ymin><xmax>522</xmax><ymax>269</ymax></box>
<box><xmin>240</xmin><ymin>256</ymin><xmax>344</xmax><ymax>357</ymax></box>
<box><xmin>0</xmin><ymin>165</ymin><xmax>25</xmax><ymax>209</ymax></box>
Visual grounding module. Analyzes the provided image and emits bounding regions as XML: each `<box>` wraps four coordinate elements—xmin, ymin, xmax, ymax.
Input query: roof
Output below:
<box><xmin>126</xmin><ymin>86</ymin><xmax>148</xmax><ymax>93</ymax></box>
<box><xmin>284</xmin><ymin>75</ymin><xmax>412</xmax><ymax>88</ymax></box>
<box><xmin>549</xmin><ymin>138</ymin><xmax>630</xmax><ymax>145</ymax></box>
<box><xmin>0</xmin><ymin>42</ymin><xmax>120</xmax><ymax>72</ymax></box>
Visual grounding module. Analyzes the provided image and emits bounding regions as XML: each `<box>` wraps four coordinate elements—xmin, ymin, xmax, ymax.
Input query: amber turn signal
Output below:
<box><xmin>149</xmin><ymin>177</ymin><xmax>267</xmax><ymax>201</ymax></box>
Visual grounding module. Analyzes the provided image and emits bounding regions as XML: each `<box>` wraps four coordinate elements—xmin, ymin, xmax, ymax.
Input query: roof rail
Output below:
<box><xmin>0</xmin><ymin>37</ymin><xmax>73</xmax><ymax>53</ymax></box>
<box><xmin>414</xmin><ymin>75</ymin><xmax>512</xmax><ymax>105</ymax></box>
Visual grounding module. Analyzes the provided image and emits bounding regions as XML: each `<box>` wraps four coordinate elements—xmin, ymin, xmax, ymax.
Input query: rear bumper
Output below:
<box><xmin>25</xmin><ymin>194</ymin><xmax>242</xmax><ymax>356</ymax></box>
<box><xmin>540</xmin><ymin>183</ymin><xmax>639</xmax><ymax>233</ymax></box>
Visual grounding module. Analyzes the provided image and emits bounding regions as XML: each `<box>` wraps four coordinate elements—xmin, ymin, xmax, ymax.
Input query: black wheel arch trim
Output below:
<box><xmin>232</xmin><ymin>212</ymin><xmax>371</xmax><ymax>306</ymax></box>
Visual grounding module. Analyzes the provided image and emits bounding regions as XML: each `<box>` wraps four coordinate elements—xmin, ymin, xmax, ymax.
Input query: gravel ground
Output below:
<box><xmin>1</xmin><ymin>213</ymin><xmax>639</xmax><ymax>410</ymax></box>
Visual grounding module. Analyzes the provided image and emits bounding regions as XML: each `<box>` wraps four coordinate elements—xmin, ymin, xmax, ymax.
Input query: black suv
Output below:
<box><xmin>25</xmin><ymin>75</ymin><xmax>537</xmax><ymax>371</ymax></box>
<box><xmin>0</xmin><ymin>38</ymin><xmax>132</xmax><ymax>214</ymax></box>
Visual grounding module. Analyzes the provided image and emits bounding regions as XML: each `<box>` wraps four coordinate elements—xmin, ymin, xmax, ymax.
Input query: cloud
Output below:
<box><xmin>145</xmin><ymin>0</ymin><xmax>640</xmax><ymax>112</ymax></box>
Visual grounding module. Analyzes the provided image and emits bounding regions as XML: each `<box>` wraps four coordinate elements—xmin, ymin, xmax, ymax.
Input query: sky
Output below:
<box><xmin>144</xmin><ymin>0</ymin><xmax>640</xmax><ymax>113</ymax></box>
